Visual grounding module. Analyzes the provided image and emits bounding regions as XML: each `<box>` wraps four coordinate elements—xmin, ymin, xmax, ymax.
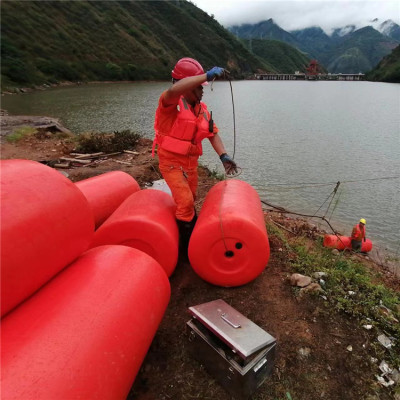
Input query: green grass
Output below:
<box><xmin>206</xmin><ymin>167</ymin><xmax>226</xmax><ymax>181</ymax></box>
<box><xmin>288</xmin><ymin>238</ymin><xmax>400</xmax><ymax>368</ymax></box>
<box><xmin>6</xmin><ymin>126</ymin><xmax>37</xmax><ymax>142</ymax></box>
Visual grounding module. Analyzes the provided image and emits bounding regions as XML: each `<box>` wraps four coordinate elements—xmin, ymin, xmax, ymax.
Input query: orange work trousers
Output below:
<box><xmin>158</xmin><ymin>148</ymin><xmax>198</xmax><ymax>222</ymax></box>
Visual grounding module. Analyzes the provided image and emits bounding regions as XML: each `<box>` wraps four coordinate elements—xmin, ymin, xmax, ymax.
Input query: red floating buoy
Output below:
<box><xmin>1</xmin><ymin>245</ymin><xmax>170</xmax><ymax>400</ymax></box>
<box><xmin>75</xmin><ymin>171</ymin><xmax>140</xmax><ymax>228</ymax></box>
<box><xmin>188</xmin><ymin>180</ymin><xmax>270</xmax><ymax>287</ymax></box>
<box><xmin>323</xmin><ymin>234</ymin><xmax>373</xmax><ymax>252</ymax></box>
<box><xmin>91</xmin><ymin>189</ymin><xmax>178</xmax><ymax>277</ymax></box>
<box><xmin>0</xmin><ymin>160</ymin><xmax>94</xmax><ymax>317</ymax></box>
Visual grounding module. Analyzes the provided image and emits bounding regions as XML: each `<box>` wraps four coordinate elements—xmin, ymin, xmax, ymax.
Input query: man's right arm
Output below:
<box><xmin>163</xmin><ymin>67</ymin><xmax>224</xmax><ymax>106</ymax></box>
<box><xmin>163</xmin><ymin>74</ymin><xmax>207</xmax><ymax>106</ymax></box>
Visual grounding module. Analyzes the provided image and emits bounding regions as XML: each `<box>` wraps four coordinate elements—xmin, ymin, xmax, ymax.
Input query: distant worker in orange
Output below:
<box><xmin>351</xmin><ymin>218</ymin><xmax>366</xmax><ymax>251</ymax></box>
<box><xmin>153</xmin><ymin>57</ymin><xmax>238</xmax><ymax>252</ymax></box>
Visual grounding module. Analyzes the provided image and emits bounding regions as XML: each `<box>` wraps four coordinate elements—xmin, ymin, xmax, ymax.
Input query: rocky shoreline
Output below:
<box><xmin>0</xmin><ymin>112</ymin><xmax>72</xmax><ymax>144</ymax></box>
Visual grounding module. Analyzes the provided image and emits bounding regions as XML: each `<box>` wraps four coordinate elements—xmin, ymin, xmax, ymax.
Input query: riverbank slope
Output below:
<box><xmin>1</xmin><ymin>118</ymin><xmax>399</xmax><ymax>400</ymax></box>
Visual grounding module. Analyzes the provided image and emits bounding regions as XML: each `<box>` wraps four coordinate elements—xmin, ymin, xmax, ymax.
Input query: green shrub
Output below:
<box><xmin>105</xmin><ymin>63</ymin><xmax>123</xmax><ymax>80</ymax></box>
<box><xmin>76</xmin><ymin>129</ymin><xmax>141</xmax><ymax>153</ymax></box>
<box><xmin>37</xmin><ymin>59</ymin><xmax>81</xmax><ymax>81</ymax></box>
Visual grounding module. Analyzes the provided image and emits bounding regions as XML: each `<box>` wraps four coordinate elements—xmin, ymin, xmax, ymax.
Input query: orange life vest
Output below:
<box><xmin>153</xmin><ymin>96</ymin><xmax>213</xmax><ymax>157</ymax></box>
<box><xmin>351</xmin><ymin>224</ymin><xmax>365</xmax><ymax>241</ymax></box>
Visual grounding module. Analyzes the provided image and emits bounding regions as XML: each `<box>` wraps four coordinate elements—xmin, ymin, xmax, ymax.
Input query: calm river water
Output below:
<box><xmin>2</xmin><ymin>81</ymin><xmax>400</xmax><ymax>256</ymax></box>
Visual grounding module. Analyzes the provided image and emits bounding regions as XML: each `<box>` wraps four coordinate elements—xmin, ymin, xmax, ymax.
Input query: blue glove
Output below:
<box><xmin>220</xmin><ymin>153</ymin><xmax>238</xmax><ymax>175</ymax></box>
<box><xmin>206</xmin><ymin>67</ymin><xmax>224</xmax><ymax>81</ymax></box>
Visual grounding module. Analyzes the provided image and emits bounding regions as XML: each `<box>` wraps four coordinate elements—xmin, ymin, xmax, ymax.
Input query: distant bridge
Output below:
<box><xmin>254</xmin><ymin>73</ymin><xmax>366</xmax><ymax>81</ymax></box>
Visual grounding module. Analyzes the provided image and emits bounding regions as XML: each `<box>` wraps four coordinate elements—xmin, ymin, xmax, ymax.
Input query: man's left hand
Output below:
<box><xmin>220</xmin><ymin>153</ymin><xmax>238</xmax><ymax>175</ymax></box>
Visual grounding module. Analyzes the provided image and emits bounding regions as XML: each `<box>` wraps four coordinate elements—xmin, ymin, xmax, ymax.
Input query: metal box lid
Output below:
<box><xmin>188</xmin><ymin>299</ymin><xmax>276</xmax><ymax>359</ymax></box>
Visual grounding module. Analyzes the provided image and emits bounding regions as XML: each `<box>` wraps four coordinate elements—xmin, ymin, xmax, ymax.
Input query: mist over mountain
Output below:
<box><xmin>370</xmin><ymin>18</ymin><xmax>400</xmax><ymax>41</ymax></box>
<box><xmin>229</xmin><ymin>18</ymin><xmax>400</xmax><ymax>73</ymax></box>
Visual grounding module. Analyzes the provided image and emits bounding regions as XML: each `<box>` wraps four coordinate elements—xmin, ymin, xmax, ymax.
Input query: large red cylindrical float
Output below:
<box><xmin>91</xmin><ymin>189</ymin><xmax>178</xmax><ymax>277</ymax></box>
<box><xmin>188</xmin><ymin>180</ymin><xmax>270</xmax><ymax>287</ymax></box>
<box><xmin>75</xmin><ymin>171</ymin><xmax>140</xmax><ymax>228</ymax></box>
<box><xmin>1</xmin><ymin>245</ymin><xmax>170</xmax><ymax>400</ymax></box>
<box><xmin>0</xmin><ymin>160</ymin><xmax>94</xmax><ymax>317</ymax></box>
<box><xmin>323</xmin><ymin>234</ymin><xmax>373</xmax><ymax>252</ymax></box>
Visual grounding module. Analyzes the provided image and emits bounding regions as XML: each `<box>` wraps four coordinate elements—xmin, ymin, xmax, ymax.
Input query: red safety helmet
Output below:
<box><xmin>171</xmin><ymin>57</ymin><xmax>205</xmax><ymax>80</ymax></box>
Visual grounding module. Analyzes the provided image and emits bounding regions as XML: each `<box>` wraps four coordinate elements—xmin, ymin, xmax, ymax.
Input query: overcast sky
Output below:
<box><xmin>192</xmin><ymin>0</ymin><xmax>400</xmax><ymax>34</ymax></box>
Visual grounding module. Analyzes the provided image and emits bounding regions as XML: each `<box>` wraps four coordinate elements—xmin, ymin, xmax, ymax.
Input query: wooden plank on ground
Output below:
<box><xmin>60</xmin><ymin>157</ymin><xmax>91</xmax><ymax>164</ymax></box>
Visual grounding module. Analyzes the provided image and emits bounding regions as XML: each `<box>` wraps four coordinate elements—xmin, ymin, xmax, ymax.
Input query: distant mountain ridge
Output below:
<box><xmin>1</xmin><ymin>1</ymin><xmax>397</xmax><ymax>87</ymax></box>
<box><xmin>1</xmin><ymin>1</ymin><xmax>274</xmax><ymax>88</ymax></box>
<box><xmin>366</xmin><ymin>44</ymin><xmax>400</xmax><ymax>82</ymax></box>
<box><xmin>229</xmin><ymin>18</ymin><xmax>400</xmax><ymax>73</ymax></box>
<box><xmin>370</xmin><ymin>18</ymin><xmax>400</xmax><ymax>41</ymax></box>
<box><xmin>1</xmin><ymin>1</ymin><xmax>315</xmax><ymax>89</ymax></box>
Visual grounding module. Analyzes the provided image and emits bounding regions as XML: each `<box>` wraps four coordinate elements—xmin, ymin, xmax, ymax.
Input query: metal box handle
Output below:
<box><xmin>221</xmin><ymin>313</ymin><xmax>241</xmax><ymax>329</ymax></box>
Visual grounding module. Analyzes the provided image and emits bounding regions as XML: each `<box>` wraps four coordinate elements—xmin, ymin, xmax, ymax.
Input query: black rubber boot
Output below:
<box><xmin>176</xmin><ymin>214</ymin><xmax>197</xmax><ymax>261</ymax></box>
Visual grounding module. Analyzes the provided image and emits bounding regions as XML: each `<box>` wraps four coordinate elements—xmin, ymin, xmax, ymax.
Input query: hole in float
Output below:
<box><xmin>235</xmin><ymin>242</ymin><xmax>243</xmax><ymax>249</ymax></box>
<box><xmin>225</xmin><ymin>250</ymin><xmax>234</xmax><ymax>258</ymax></box>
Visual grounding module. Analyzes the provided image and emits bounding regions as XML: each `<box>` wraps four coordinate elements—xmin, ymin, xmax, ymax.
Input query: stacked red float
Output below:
<box><xmin>1</xmin><ymin>245</ymin><xmax>170</xmax><ymax>400</ymax></box>
<box><xmin>0</xmin><ymin>160</ymin><xmax>171</xmax><ymax>400</ymax></box>
<box><xmin>91</xmin><ymin>189</ymin><xmax>179</xmax><ymax>277</ymax></box>
<box><xmin>1</xmin><ymin>159</ymin><xmax>94</xmax><ymax>316</ymax></box>
<box><xmin>1</xmin><ymin>161</ymin><xmax>273</xmax><ymax>398</ymax></box>
<box><xmin>76</xmin><ymin>171</ymin><xmax>140</xmax><ymax>228</ymax></box>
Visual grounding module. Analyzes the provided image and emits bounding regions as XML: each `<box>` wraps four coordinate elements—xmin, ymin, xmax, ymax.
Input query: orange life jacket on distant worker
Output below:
<box><xmin>153</xmin><ymin>96</ymin><xmax>214</xmax><ymax>157</ymax></box>
<box><xmin>351</xmin><ymin>224</ymin><xmax>366</xmax><ymax>241</ymax></box>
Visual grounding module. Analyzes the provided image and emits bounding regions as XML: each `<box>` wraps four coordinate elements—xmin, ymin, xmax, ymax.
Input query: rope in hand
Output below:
<box><xmin>210</xmin><ymin>72</ymin><xmax>240</xmax><ymax>250</ymax></box>
<box><xmin>210</xmin><ymin>70</ymin><xmax>242</xmax><ymax>178</ymax></box>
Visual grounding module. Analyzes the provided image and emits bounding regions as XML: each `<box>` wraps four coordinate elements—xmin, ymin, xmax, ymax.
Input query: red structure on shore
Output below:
<box><xmin>306</xmin><ymin>60</ymin><xmax>320</xmax><ymax>76</ymax></box>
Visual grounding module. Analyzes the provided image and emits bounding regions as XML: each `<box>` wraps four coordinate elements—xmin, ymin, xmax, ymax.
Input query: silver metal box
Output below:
<box><xmin>186</xmin><ymin>299</ymin><xmax>276</xmax><ymax>399</ymax></box>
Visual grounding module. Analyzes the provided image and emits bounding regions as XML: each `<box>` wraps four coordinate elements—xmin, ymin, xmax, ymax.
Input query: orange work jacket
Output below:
<box><xmin>153</xmin><ymin>96</ymin><xmax>214</xmax><ymax>157</ymax></box>
<box><xmin>351</xmin><ymin>224</ymin><xmax>366</xmax><ymax>241</ymax></box>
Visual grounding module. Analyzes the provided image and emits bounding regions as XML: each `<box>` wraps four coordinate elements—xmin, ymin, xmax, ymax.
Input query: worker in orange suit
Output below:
<box><xmin>351</xmin><ymin>218</ymin><xmax>366</xmax><ymax>251</ymax></box>
<box><xmin>153</xmin><ymin>57</ymin><xmax>238</xmax><ymax>253</ymax></box>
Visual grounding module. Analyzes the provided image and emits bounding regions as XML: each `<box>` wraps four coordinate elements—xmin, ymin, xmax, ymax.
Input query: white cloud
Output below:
<box><xmin>193</xmin><ymin>0</ymin><xmax>400</xmax><ymax>34</ymax></box>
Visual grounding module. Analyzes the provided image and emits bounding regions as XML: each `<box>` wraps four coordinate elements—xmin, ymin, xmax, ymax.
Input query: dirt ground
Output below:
<box><xmin>1</xmin><ymin>124</ymin><xmax>399</xmax><ymax>400</ymax></box>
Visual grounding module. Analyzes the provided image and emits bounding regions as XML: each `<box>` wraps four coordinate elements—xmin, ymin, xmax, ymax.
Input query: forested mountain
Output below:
<box><xmin>241</xmin><ymin>39</ymin><xmax>310</xmax><ymax>73</ymax></box>
<box><xmin>1</xmin><ymin>0</ymin><xmax>276</xmax><ymax>88</ymax></box>
<box><xmin>290</xmin><ymin>27</ymin><xmax>331</xmax><ymax>57</ymax></box>
<box><xmin>230</xmin><ymin>19</ymin><xmax>298</xmax><ymax>46</ymax></box>
<box><xmin>366</xmin><ymin>44</ymin><xmax>400</xmax><ymax>82</ymax></box>
<box><xmin>323</xmin><ymin>26</ymin><xmax>397</xmax><ymax>73</ymax></box>
<box><xmin>230</xmin><ymin>19</ymin><xmax>400</xmax><ymax>74</ymax></box>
